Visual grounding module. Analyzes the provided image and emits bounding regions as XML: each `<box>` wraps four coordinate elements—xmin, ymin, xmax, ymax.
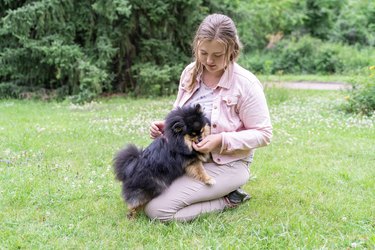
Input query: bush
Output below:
<box><xmin>341</xmin><ymin>66</ymin><xmax>375</xmax><ymax>116</ymax></box>
<box><xmin>240</xmin><ymin>35</ymin><xmax>375</xmax><ymax>75</ymax></box>
<box><xmin>131</xmin><ymin>63</ymin><xmax>183</xmax><ymax>97</ymax></box>
<box><xmin>70</xmin><ymin>60</ymin><xmax>110</xmax><ymax>104</ymax></box>
<box><xmin>238</xmin><ymin>52</ymin><xmax>274</xmax><ymax>74</ymax></box>
<box><xmin>331</xmin><ymin>1</ymin><xmax>375</xmax><ymax>46</ymax></box>
<box><xmin>0</xmin><ymin>82</ymin><xmax>21</xmax><ymax>98</ymax></box>
<box><xmin>273</xmin><ymin>36</ymin><xmax>318</xmax><ymax>74</ymax></box>
<box><xmin>0</xmin><ymin>0</ymin><xmax>209</xmax><ymax>101</ymax></box>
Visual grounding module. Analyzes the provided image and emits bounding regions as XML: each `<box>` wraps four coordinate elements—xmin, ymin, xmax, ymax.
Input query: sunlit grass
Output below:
<box><xmin>1</xmin><ymin>90</ymin><xmax>374</xmax><ymax>249</ymax></box>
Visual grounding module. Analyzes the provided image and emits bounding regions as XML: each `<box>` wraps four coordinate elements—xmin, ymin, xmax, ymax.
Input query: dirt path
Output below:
<box><xmin>265</xmin><ymin>81</ymin><xmax>352</xmax><ymax>90</ymax></box>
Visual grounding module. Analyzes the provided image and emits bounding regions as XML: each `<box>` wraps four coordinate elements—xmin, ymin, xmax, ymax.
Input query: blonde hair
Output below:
<box><xmin>187</xmin><ymin>14</ymin><xmax>242</xmax><ymax>91</ymax></box>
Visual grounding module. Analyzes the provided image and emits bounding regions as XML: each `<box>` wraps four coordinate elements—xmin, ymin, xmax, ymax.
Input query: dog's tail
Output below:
<box><xmin>113</xmin><ymin>144</ymin><xmax>142</xmax><ymax>181</ymax></box>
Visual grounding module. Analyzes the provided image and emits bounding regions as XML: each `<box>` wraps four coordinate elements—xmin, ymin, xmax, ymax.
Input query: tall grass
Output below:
<box><xmin>1</xmin><ymin>89</ymin><xmax>374</xmax><ymax>249</ymax></box>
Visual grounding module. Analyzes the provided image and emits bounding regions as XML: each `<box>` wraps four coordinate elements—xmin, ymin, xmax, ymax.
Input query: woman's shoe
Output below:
<box><xmin>224</xmin><ymin>188</ymin><xmax>251</xmax><ymax>208</ymax></box>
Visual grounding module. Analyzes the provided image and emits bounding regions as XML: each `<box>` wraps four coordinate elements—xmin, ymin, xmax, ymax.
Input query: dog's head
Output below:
<box><xmin>164</xmin><ymin>104</ymin><xmax>210</xmax><ymax>146</ymax></box>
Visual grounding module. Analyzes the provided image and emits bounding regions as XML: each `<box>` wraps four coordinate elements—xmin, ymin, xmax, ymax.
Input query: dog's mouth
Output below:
<box><xmin>190</xmin><ymin>136</ymin><xmax>200</xmax><ymax>143</ymax></box>
<box><xmin>187</xmin><ymin>134</ymin><xmax>202</xmax><ymax>144</ymax></box>
<box><xmin>189</xmin><ymin>126</ymin><xmax>210</xmax><ymax>143</ymax></box>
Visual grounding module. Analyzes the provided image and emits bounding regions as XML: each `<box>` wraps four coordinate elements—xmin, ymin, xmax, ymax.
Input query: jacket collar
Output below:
<box><xmin>217</xmin><ymin>63</ymin><xmax>234</xmax><ymax>89</ymax></box>
<box><xmin>182</xmin><ymin>62</ymin><xmax>235</xmax><ymax>91</ymax></box>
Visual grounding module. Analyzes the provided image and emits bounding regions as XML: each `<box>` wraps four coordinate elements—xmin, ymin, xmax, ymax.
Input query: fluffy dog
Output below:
<box><xmin>113</xmin><ymin>104</ymin><xmax>215</xmax><ymax>219</ymax></box>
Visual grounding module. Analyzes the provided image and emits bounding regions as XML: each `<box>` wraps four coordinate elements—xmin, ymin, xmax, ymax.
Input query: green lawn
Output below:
<box><xmin>1</xmin><ymin>88</ymin><xmax>374</xmax><ymax>249</ymax></box>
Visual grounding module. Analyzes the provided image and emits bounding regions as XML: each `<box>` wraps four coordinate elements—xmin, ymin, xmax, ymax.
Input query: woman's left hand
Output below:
<box><xmin>193</xmin><ymin>134</ymin><xmax>222</xmax><ymax>153</ymax></box>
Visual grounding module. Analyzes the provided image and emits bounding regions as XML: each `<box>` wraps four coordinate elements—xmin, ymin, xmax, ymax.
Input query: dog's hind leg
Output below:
<box><xmin>126</xmin><ymin>205</ymin><xmax>138</xmax><ymax>219</ymax></box>
<box><xmin>126</xmin><ymin>204</ymin><xmax>145</xmax><ymax>219</ymax></box>
<box><xmin>185</xmin><ymin>161</ymin><xmax>215</xmax><ymax>185</ymax></box>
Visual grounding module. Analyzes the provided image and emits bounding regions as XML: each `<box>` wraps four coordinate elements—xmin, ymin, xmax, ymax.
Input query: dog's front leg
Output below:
<box><xmin>185</xmin><ymin>161</ymin><xmax>215</xmax><ymax>185</ymax></box>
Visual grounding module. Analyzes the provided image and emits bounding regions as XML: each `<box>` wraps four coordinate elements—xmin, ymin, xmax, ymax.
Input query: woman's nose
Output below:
<box><xmin>207</xmin><ymin>55</ymin><xmax>214</xmax><ymax>64</ymax></box>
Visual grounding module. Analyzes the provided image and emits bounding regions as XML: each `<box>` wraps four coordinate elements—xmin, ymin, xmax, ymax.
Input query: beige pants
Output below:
<box><xmin>144</xmin><ymin>159</ymin><xmax>251</xmax><ymax>222</ymax></box>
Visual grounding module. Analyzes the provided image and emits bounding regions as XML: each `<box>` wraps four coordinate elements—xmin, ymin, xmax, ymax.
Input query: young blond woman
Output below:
<box><xmin>147</xmin><ymin>13</ymin><xmax>272</xmax><ymax>222</ymax></box>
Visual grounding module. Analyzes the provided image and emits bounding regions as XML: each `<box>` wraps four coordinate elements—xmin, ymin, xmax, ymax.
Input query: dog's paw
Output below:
<box><xmin>126</xmin><ymin>210</ymin><xmax>137</xmax><ymax>220</ymax></box>
<box><xmin>127</xmin><ymin>214</ymin><xmax>136</xmax><ymax>220</ymax></box>
<box><xmin>205</xmin><ymin>178</ymin><xmax>216</xmax><ymax>185</ymax></box>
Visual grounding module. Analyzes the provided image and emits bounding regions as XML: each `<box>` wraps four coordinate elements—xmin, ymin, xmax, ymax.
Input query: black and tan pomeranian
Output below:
<box><xmin>113</xmin><ymin>104</ymin><xmax>215</xmax><ymax>218</ymax></box>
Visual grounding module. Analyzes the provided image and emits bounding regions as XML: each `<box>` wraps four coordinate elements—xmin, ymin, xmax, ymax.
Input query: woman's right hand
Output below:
<box><xmin>150</xmin><ymin>120</ymin><xmax>165</xmax><ymax>139</ymax></box>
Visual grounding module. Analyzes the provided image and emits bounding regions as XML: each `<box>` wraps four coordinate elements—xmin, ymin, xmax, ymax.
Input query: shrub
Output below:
<box><xmin>314</xmin><ymin>43</ymin><xmax>344</xmax><ymax>73</ymax></box>
<box><xmin>131</xmin><ymin>63</ymin><xmax>183</xmax><ymax>97</ymax></box>
<box><xmin>0</xmin><ymin>82</ymin><xmax>21</xmax><ymax>98</ymax></box>
<box><xmin>341</xmin><ymin>66</ymin><xmax>375</xmax><ymax>116</ymax></box>
<box><xmin>273</xmin><ymin>36</ymin><xmax>318</xmax><ymax>74</ymax></box>
<box><xmin>70</xmin><ymin>60</ymin><xmax>110</xmax><ymax>104</ymax></box>
<box><xmin>240</xmin><ymin>35</ymin><xmax>375</xmax><ymax>75</ymax></box>
<box><xmin>238</xmin><ymin>52</ymin><xmax>273</xmax><ymax>74</ymax></box>
<box><xmin>331</xmin><ymin>1</ymin><xmax>375</xmax><ymax>46</ymax></box>
<box><xmin>0</xmin><ymin>0</ymin><xmax>209</xmax><ymax>101</ymax></box>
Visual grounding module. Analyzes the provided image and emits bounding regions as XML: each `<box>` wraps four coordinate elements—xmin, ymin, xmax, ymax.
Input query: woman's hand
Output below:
<box><xmin>192</xmin><ymin>134</ymin><xmax>222</xmax><ymax>153</ymax></box>
<box><xmin>150</xmin><ymin>120</ymin><xmax>165</xmax><ymax>139</ymax></box>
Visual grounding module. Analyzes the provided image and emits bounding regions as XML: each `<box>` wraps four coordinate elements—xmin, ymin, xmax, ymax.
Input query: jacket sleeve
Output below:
<box><xmin>220</xmin><ymin>81</ymin><xmax>272</xmax><ymax>153</ymax></box>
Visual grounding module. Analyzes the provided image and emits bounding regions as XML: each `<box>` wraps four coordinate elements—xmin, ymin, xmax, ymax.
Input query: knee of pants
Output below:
<box><xmin>144</xmin><ymin>199</ymin><xmax>174</xmax><ymax>222</ymax></box>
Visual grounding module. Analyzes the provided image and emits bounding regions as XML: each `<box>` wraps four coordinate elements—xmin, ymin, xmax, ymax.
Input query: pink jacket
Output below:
<box><xmin>173</xmin><ymin>62</ymin><xmax>272</xmax><ymax>164</ymax></box>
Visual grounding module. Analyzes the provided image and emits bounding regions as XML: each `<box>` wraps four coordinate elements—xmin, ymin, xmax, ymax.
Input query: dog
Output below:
<box><xmin>113</xmin><ymin>104</ymin><xmax>215</xmax><ymax>219</ymax></box>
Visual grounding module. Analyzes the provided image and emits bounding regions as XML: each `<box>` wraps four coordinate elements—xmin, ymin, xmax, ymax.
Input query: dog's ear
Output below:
<box><xmin>172</xmin><ymin>121</ymin><xmax>185</xmax><ymax>133</ymax></box>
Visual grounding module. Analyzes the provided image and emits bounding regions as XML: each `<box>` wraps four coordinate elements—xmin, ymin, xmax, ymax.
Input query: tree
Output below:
<box><xmin>0</xmin><ymin>0</ymin><xmax>211</xmax><ymax>101</ymax></box>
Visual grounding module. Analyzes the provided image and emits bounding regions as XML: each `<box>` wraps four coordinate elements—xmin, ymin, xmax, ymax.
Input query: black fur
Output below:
<box><xmin>113</xmin><ymin>104</ymin><xmax>210</xmax><ymax>216</ymax></box>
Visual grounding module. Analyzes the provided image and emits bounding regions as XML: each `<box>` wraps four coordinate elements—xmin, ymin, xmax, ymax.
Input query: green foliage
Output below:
<box><xmin>131</xmin><ymin>63</ymin><xmax>183</xmax><ymax>97</ymax></box>
<box><xmin>235</xmin><ymin>0</ymin><xmax>374</xmax><ymax>50</ymax></box>
<box><xmin>0</xmin><ymin>0</ymin><xmax>374</xmax><ymax>101</ymax></box>
<box><xmin>240</xmin><ymin>35</ymin><xmax>375</xmax><ymax>75</ymax></box>
<box><xmin>331</xmin><ymin>0</ymin><xmax>375</xmax><ymax>46</ymax></box>
<box><xmin>302</xmin><ymin>0</ymin><xmax>345</xmax><ymax>40</ymax></box>
<box><xmin>0</xmin><ymin>0</ymin><xmax>210</xmax><ymax>102</ymax></box>
<box><xmin>236</xmin><ymin>0</ymin><xmax>306</xmax><ymax>51</ymax></box>
<box><xmin>273</xmin><ymin>36</ymin><xmax>318</xmax><ymax>74</ymax></box>
<box><xmin>0</xmin><ymin>83</ymin><xmax>21</xmax><ymax>98</ymax></box>
<box><xmin>70</xmin><ymin>60</ymin><xmax>110</xmax><ymax>104</ymax></box>
<box><xmin>0</xmin><ymin>0</ymin><xmax>110</xmax><ymax>102</ymax></box>
<box><xmin>341</xmin><ymin>67</ymin><xmax>375</xmax><ymax>116</ymax></box>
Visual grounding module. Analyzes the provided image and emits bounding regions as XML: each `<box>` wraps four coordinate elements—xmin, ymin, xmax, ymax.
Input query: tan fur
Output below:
<box><xmin>184</xmin><ymin>123</ymin><xmax>215</xmax><ymax>185</ymax></box>
<box><xmin>185</xmin><ymin>161</ymin><xmax>215</xmax><ymax>185</ymax></box>
<box><xmin>184</xmin><ymin>134</ymin><xmax>193</xmax><ymax>151</ymax></box>
<box><xmin>127</xmin><ymin>204</ymin><xmax>145</xmax><ymax>219</ymax></box>
<box><xmin>203</xmin><ymin>124</ymin><xmax>211</xmax><ymax>138</ymax></box>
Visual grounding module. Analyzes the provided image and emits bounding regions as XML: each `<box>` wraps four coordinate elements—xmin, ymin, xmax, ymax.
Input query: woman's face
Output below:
<box><xmin>197</xmin><ymin>40</ymin><xmax>227</xmax><ymax>77</ymax></box>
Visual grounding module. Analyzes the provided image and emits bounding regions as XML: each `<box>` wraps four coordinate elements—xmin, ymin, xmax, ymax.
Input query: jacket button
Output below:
<box><xmin>213</xmin><ymin>106</ymin><xmax>217</xmax><ymax>109</ymax></box>
<box><xmin>212</xmin><ymin>124</ymin><xmax>217</xmax><ymax>128</ymax></box>
<box><xmin>217</xmin><ymin>158</ymin><xmax>221</xmax><ymax>162</ymax></box>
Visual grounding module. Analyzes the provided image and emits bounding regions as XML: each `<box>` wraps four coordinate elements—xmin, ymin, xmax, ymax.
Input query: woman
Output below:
<box><xmin>146</xmin><ymin>13</ymin><xmax>272</xmax><ymax>222</ymax></box>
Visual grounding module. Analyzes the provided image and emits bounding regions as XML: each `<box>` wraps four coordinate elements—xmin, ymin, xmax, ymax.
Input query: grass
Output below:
<box><xmin>1</xmin><ymin>89</ymin><xmax>374</xmax><ymax>249</ymax></box>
